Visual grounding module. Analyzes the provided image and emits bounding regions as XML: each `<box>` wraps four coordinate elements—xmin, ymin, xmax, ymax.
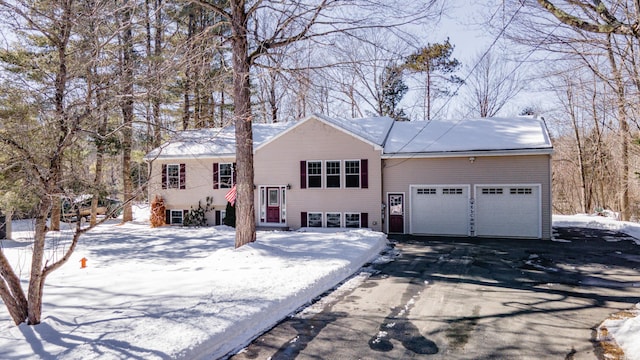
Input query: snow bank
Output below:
<box><xmin>554</xmin><ymin>214</ymin><xmax>640</xmax><ymax>244</ymax></box>
<box><xmin>0</xmin><ymin>205</ymin><xmax>387</xmax><ymax>359</ymax></box>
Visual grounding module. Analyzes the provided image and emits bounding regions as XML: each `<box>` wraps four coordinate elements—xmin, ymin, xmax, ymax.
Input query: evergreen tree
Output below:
<box><xmin>381</xmin><ymin>64</ymin><xmax>409</xmax><ymax>121</ymax></box>
<box><xmin>404</xmin><ymin>38</ymin><xmax>463</xmax><ymax>120</ymax></box>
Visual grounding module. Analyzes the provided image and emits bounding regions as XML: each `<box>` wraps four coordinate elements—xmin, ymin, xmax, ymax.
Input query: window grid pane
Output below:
<box><xmin>326</xmin><ymin>161</ymin><xmax>340</xmax><ymax>188</ymax></box>
<box><xmin>345</xmin><ymin>213</ymin><xmax>360</xmax><ymax>228</ymax></box>
<box><xmin>308</xmin><ymin>213</ymin><xmax>322</xmax><ymax>227</ymax></box>
<box><xmin>219</xmin><ymin>163</ymin><xmax>233</xmax><ymax>188</ymax></box>
<box><xmin>308</xmin><ymin>161</ymin><xmax>322</xmax><ymax>188</ymax></box>
<box><xmin>167</xmin><ymin>165</ymin><xmax>180</xmax><ymax>189</ymax></box>
<box><xmin>442</xmin><ymin>188</ymin><xmax>463</xmax><ymax>195</ymax></box>
<box><xmin>510</xmin><ymin>188</ymin><xmax>532</xmax><ymax>195</ymax></box>
<box><xmin>482</xmin><ymin>188</ymin><xmax>503</xmax><ymax>195</ymax></box>
<box><xmin>345</xmin><ymin>160</ymin><xmax>360</xmax><ymax>188</ymax></box>
<box><xmin>171</xmin><ymin>210</ymin><xmax>183</xmax><ymax>224</ymax></box>
<box><xmin>326</xmin><ymin>213</ymin><xmax>341</xmax><ymax>227</ymax></box>
<box><xmin>417</xmin><ymin>188</ymin><xmax>436</xmax><ymax>195</ymax></box>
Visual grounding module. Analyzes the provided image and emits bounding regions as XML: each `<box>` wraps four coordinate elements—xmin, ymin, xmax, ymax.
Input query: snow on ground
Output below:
<box><xmin>553</xmin><ymin>213</ymin><xmax>640</xmax><ymax>360</ymax></box>
<box><xmin>0</xmin><ymin>205</ymin><xmax>387</xmax><ymax>359</ymax></box>
<box><xmin>3</xmin><ymin>210</ymin><xmax>640</xmax><ymax>359</ymax></box>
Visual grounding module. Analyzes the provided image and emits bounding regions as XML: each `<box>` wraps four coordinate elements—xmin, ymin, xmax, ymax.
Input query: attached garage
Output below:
<box><xmin>408</xmin><ymin>183</ymin><xmax>542</xmax><ymax>238</ymax></box>
<box><xmin>410</xmin><ymin>185</ymin><xmax>470</xmax><ymax>236</ymax></box>
<box><xmin>474</xmin><ymin>184</ymin><xmax>541</xmax><ymax>238</ymax></box>
<box><xmin>382</xmin><ymin>117</ymin><xmax>553</xmax><ymax>239</ymax></box>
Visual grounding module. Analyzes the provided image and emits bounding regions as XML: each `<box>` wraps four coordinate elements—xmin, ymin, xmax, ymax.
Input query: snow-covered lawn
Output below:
<box><xmin>2</xmin><ymin>210</ymin><xmax>640</xmax><ymax>359</ymax></box>
<box><xmin>0</xmin><ymin>205</ymin><xmax>387</xmax><ymax>359</ymax></box>
<box><xmin>554</xmin><ymin>214</ymin><xmax>640</xmax><ymax>360</ymax></box>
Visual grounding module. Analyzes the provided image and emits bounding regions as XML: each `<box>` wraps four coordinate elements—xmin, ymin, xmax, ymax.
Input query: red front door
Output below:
<box><xmin>388</xmin><ymin>194</ymin><xmax>404</xmax><ymax>233</ymax></box>
<box><xmin>266</xmin><ymin>188</ymin><xmax>280</xmax><ymax>223</ymax></box>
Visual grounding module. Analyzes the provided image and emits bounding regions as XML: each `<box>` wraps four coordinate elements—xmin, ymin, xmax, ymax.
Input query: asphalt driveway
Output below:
<box><xmin>231</xmin><ymin>227</ymin><xmax>640</xmax><ymax>359</ymax></box>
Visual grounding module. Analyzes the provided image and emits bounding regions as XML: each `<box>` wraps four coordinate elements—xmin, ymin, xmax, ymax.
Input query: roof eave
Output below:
<box><xmin>143</xmin><ymin>153</ymin><xmax>237</xmax><ymax>162</ymax></box>
<box><xmin>382</xmin><ymin>147</ymin><xmax>554</xmax><ymax>159</ymax></box>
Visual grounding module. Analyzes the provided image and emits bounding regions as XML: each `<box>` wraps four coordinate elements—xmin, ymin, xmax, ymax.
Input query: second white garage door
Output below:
<box><xmin>474</xmin><ymin>185</ymin><xmax>541</xmax><ymax>238</ymax></box>
<box><xmin>410</xmin><ymin>185</ymin><xmax>469</xmax><ymax>236</ymax></box>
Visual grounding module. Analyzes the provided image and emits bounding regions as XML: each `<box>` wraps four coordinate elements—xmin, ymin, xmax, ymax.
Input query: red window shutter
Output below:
<box><xmin>300</xmin><ymin>161</ymin><xmax>307</xmax><ymax>189</ymax></box>
<box><xmin>361</xmin><ymin>159</ymin><xmax>368</xmax><ymax>189</ymax></box>
<box><xmin>161</xmin><ymin>164</ymin><xmax>167</xmax><ymax>189</ymax></box>
<box><xmin>213</xmin><ymin>163</ymin><xmax>219</xmax><ymax>189</ymax></box>
<box><xmin>361</xmin><ymin>212</ymin><xmax>368</xmax><ymax>228</ymax></box>
<box><xmin>301</xmin><ymin>212</ymin><xmax>308</xmax><ymax>227</ymax></box>
<box><xmin>179</xmin><ymin>164</ymin><xmax>186</xmax><ymax>189</ymax></box>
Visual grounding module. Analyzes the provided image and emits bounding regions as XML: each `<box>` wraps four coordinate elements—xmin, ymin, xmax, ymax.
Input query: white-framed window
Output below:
<box><xmin>166</xmin><ymin>164</ymin><xmax>180</xmax><ymax>189</ymax></box>
<box><xmin>326</xmin><ymin>212</ymin><xmax>342</xmax><ymax>227</ymax></box>
<box><xmin>170</xmin><ymin>209</ymin><xmax>184</xmax><ymax>225</ymax></box>
<box><xmin>326</xmin><ymin>160</ymin><xmax>341</xmax><ymax>188</ymax></box>
<box><xmin>218</xmin><ymin>163</ymin><xmax>234</xmax><ymax>188</ymax></box>
<box><xmin>308</xmin><ymin>212</ymin><xmax>323</xmax><ymax>227</ymax></box>
<box><xmin>345</xmin><ymin>160</ymin><xmax>360</xmax><ymax>188</ymax></box>
<box><xmin>307</xmin><ymin>161</ymin><xmax>322</xmax><ymax>188</ymax></box>
<box><xmin>345</xmin><ymin>213</ymin><xmax>360</xmax><ymax>228</ymax></box>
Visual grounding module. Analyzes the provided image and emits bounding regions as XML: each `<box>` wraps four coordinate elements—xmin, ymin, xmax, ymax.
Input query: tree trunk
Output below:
<box><xmin>26</xmin><ymin>197</ymin><xmax>52</xmax><ymax>324</ymax></box>
<box><xmin>152</xmin><ymin>0</ymin><xmax>163</xmax><ymax>148</ymax></box>
<box><xmin>121</xmin><ymin>3</ymin><xmax>134</xmax><ymax>223</ymax></box>
<box><xmin>607</xmin><ymin>35</ymin><xmax>630</xmax><ymax>220</ymax></box>
<box><xmin>0</xmin><ymin>250</ymin><xmax>28</xmax><ymax>324</ymax></box>
<box><xmin>566</xmin><ymin>84</ymin><xmax>588</xmax><ymax>213</ymax></box>
<box><xmin>91</xmin><ymin>89</ymin><xmax>108</xmax><ymax>227</ymax></box>
<box><xmin>231</xmin><ymin>0</ymin><xmax>256</xmax><ymax>248</ymax></box>
<box><xmin>425</xmin><ymin>70</ymin><xmax>431</xmax><ymax>120</ymax></box>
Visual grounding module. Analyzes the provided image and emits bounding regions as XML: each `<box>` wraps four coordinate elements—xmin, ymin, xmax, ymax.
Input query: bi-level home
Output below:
<box><xmin>144</xmin><ymin>114</ymin><xmax>553</xmax><ymax>239</ymax></box>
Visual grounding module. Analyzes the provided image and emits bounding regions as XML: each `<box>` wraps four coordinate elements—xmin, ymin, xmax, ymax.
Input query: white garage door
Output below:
<box><xmin>475</xmin><ymin>185</ymin><xmax>541</xmax><ymax>238</ymax></box>
<box><xmin>411</xmin><ymin>185</ymin><xmax>469</xmax><ymax>236</ymax></box>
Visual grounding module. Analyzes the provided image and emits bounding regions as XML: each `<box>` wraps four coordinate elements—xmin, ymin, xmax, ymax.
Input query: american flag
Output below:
<box><xmin>225</xmin><ymin>184</ymin><xmax>237</xmax><ymax>206</ymax></box>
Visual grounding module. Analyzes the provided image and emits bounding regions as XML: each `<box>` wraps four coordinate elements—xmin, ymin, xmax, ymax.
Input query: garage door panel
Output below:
<box><xmin>475</xmin><ymin>186</ymin><xmax>540</xmax><ymax>238</ymax></box>
<box><xmin>411</xmin><ymin>186</ymin><xmax>469</xmax><ymax>235</ymax></box>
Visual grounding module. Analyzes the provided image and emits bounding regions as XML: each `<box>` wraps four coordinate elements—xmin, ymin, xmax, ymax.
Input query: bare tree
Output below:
<box><xmin>461</xmin><ymin>50</ymin><xmax>524</xmax><ymax>118</ymax></box>
<box><xmin>189</xmin><ymin>0</ymin><xmax>442</xmax><ymax>247</ymax></box>
<box><xmin>532</xmin><ymin>0</ymin><xmax>639</xmax><ymax>219</ymax></box>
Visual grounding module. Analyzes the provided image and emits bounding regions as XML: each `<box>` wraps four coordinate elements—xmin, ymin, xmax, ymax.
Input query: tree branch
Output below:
<box><xmin>537</xmin><ymin>0</ymin><xmax>640</xmax><ymax>37</ymax></box>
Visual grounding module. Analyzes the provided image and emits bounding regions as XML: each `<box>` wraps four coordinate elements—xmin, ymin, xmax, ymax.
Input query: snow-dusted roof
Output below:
<box><xmin>145</xmin><ymin>115</ymin><xmax>552</xmax><ymax>161</ymax></box>
<box><xmin>144</xmin><ymin>122</ymin><xmax>296</xmax><ymax>160</ymax></box>
<box><xmin>314</xmin><ymin>114</ymin><xmax>395</xmax><ymax>147</ymax></box>
<box><xmin>383</xmin><ymin>117</ymin><xmax>553</xmax><ymax>157</ymax></box>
